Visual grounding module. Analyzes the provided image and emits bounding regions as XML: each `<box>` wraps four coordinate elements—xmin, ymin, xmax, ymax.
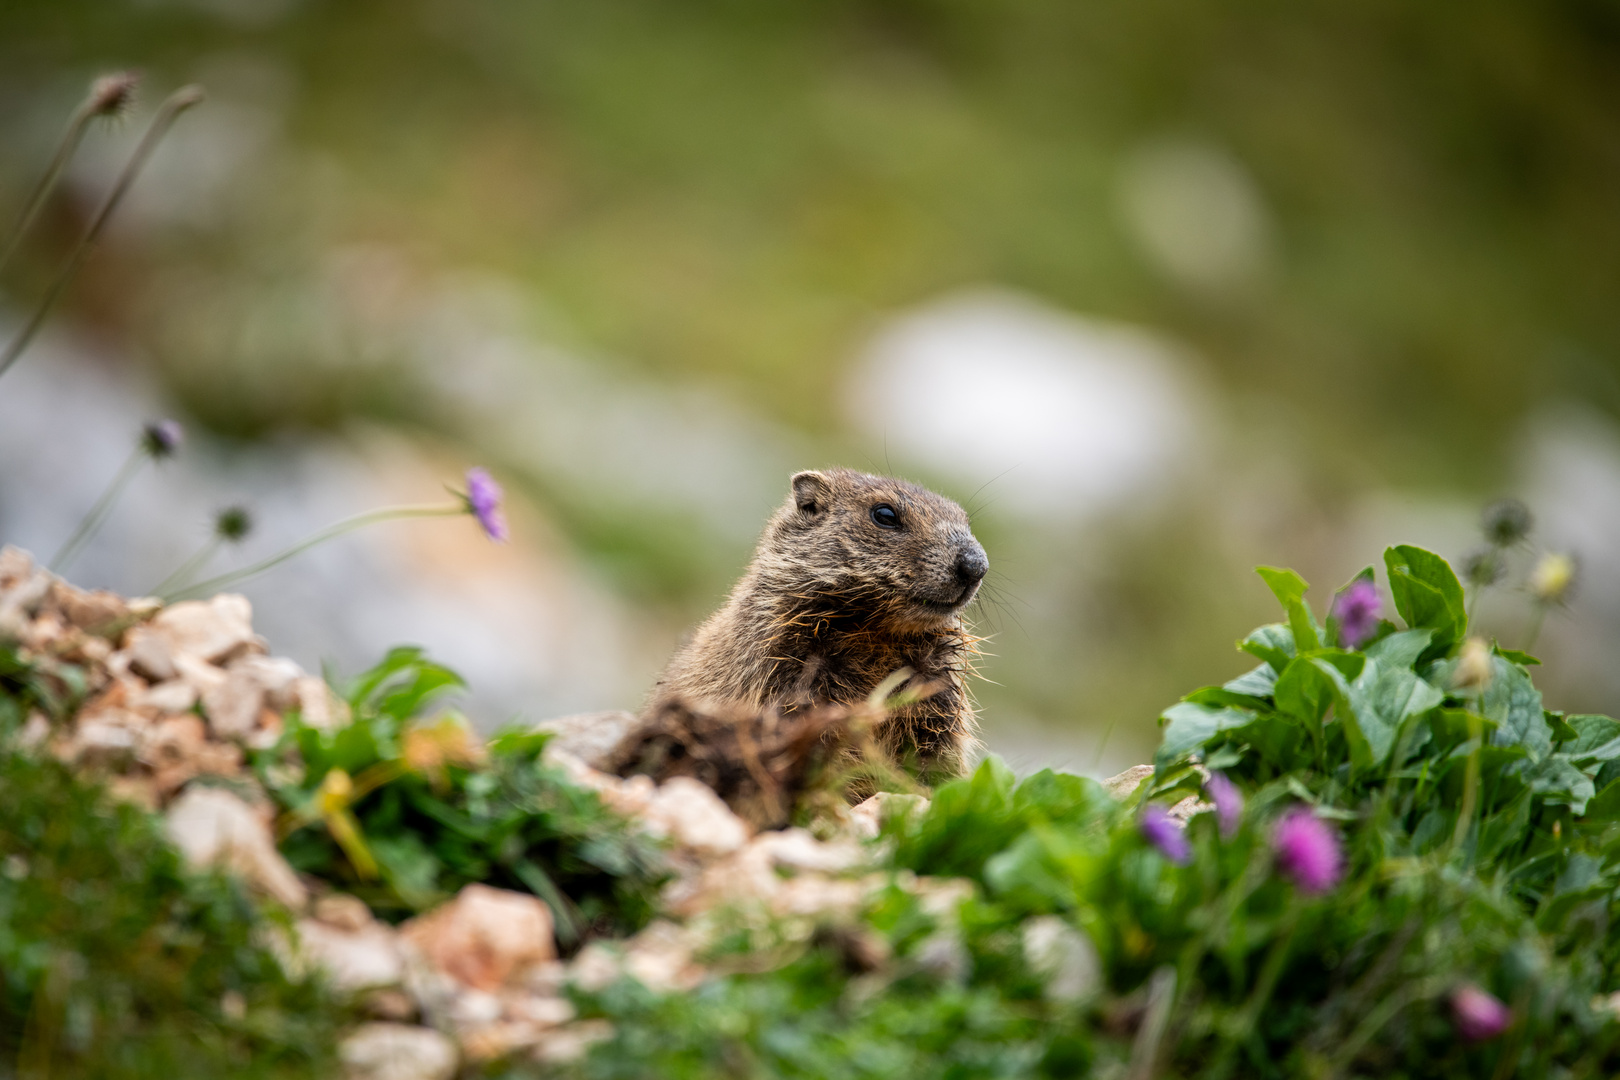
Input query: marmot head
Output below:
<box><xmin>758</xmin><ymin>467</ymin><xmax>988</xmax><ymax>630</ymax></box>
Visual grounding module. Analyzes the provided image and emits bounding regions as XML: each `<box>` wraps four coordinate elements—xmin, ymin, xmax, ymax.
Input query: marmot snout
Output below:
<box><xmin>647</xmin><ymin>467</ymin><xmax>988</xmax><ymax>779</ymax></box>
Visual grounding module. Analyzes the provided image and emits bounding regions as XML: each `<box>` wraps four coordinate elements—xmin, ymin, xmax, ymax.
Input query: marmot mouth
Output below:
<box><xmin>912</xmin><ymin>584</ymin><xmax>979</xmax><ymax>616</ymax></box>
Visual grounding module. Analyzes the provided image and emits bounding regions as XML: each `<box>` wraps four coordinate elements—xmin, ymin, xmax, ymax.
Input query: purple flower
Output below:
<box><xmin>1272</xmin><ymin>807</ymin><xmax>1343</xmax><ymax>894</ymax></box>
<box><xmin>464</xmin><ymin>467</ymin><xmax>508</xmax><ymax>542</ymax></box>
<box><xmin>1139</xmin><ymin>805</ymin><xmax>1191</xmax><ymax>865</ymax></box>
<box><xmin>1205</xmin><ymin>772</ymin><xmax>1243</xmax><ymax>839</ymax></box>
<box><xmin>1450</xmin><ymin>984</ymin><xmax>1511</xmax><ymax>1042</ymax></box>
<box><xmin>141</xmin><ymin>419</ymin><xmax>184</xmax><ymax>458</ymax></box>
<box><xmin>1333</xmin><ymin>578</ymin><xmax>1380</xmax><ymax>649</ymax></box>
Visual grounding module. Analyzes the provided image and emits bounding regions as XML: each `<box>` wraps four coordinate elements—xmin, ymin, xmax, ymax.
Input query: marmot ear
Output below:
<box><xmin>791</xmin><ymin>470</ymin><xmax>832</xmax><ymax>515</ymax></box>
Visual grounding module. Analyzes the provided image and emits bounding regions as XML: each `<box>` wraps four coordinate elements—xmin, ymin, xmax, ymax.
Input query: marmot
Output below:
<box><xmin>647</xmin><ymin>467</ymin><xmax>988</xmax><ymax>780</ymax></box>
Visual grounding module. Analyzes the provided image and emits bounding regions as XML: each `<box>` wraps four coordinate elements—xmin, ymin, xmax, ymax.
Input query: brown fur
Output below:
<box><xmin>646</xmin><ymin>468</ymin><xmax>988</xmax><ymax>782</ymax></box>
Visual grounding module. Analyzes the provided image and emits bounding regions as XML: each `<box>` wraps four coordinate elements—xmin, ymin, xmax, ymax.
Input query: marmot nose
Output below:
<box><xmin>954</xmin><ymin>543</ymin><xmax>988</xmax><ymax>587</ymax></box>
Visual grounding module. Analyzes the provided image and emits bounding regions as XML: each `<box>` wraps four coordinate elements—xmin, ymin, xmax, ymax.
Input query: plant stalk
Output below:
<box><xmin>164</xmin><ymin>504</ymin><xmax>464</xmax><ymax>602</ymax></box>
<box><xmin>0</xmin><ymin>85</ymin><xmax>204</xmax><ymax>383</ymax></box>
<box><xmin>49</xmin><ymin>445</ymin><xmax>146</xmax><ymax>574</ymax></box>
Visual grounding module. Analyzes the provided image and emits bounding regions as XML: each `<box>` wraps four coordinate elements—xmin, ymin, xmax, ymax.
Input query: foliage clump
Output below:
<box><xmin>0</xmin><ymin>734</ymin><xmax>343</xmax><ymax>1079</ymax></box>
<box><xmin>257</xmin><ymin>646</ymin><xmax>668</xmax><ymax>946</ymax></box>
<box><xmin>563</xmin><ymin>545</ymin><xmax>1620</xmax><ymax>1078</ymax></box>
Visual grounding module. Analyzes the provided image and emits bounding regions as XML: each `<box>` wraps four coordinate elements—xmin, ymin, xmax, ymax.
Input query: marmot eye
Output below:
<box><xmin>870</xmin><ymin>504</ymin><xmax>900</xmax><ymax>529</ymax></box>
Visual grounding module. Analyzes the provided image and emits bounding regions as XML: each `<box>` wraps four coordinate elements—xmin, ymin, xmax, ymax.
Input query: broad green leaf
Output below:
<box><xmin>1223</xmin><ymin>664</ymin><xmax>1277</xmax><ymax>698</ymax></box>
<box><xmin>1539</xmin><ymin>853</ymin><xmax>1608</xmax><ymax>931</ymax></box>
<box><xmin>1184</xmin><ymin>686</ymin><xmax>1273</xmax><ymax>710</ymax></box>
<box><xmin>1546</xmin><ymin>710</ymin><xmax>1579</xmax><ymax>744</ymax></box>
<box><xmin>1157</xmin><ymin>702</ymin><xmax>1257</xmax><ymax>766</ymax></box>
<box><xmin>1013</xmin><ymin>770</ymin><xmax>1109</xmax><ymax>825</ymax></box>
<box><xmin>1496</xmin><ymin>647</ymin><xmax>1542</xmax><ymax>666</ymax></box>
<box><xmin>1582</xmin><ymin>778</ymin><xmax>1620</xmax><ymax>823</ymax></box>
<box><xmin>1346</xmin><ymin>657</ymin><xmax>1445</xmax><ymax>769</ymax></box>
<box><xmin>1515</xmin><ymin>755</ymin><xmax>1595</xmax><ymax>813</ymax></box>
<box><xmin>1483</xmin><ymin>656</ymin><xmax>1552</xmax><ymax>762</ymax></box>
<box><xmin>1383</xmin><ymin>545</ymin><xmax>1466</xmax><ymax>648</ymax></box>
<box><xmin>1563</xmin><ymin>714</ymin><xmax>1620</xmax><ymax>765</ymax></box>
<box><xmin>1232</xmin><ymin>714</ymin><xmax>1310</xmax><ymax>772</ymax></box>
<box><xmin>1274</xmin><ymin>657</ymin><xmax>1334</xmax><ymax>726</ymax></box>
<box><xmin>1363</xmin><ymin>628</ymin><xmax>1434</xmax><ymax>670</ymax></box>
<box><xmin>1239</xmin><ymin>623</ymin><xmax>1295</xmax><ymax>672</ymax></box>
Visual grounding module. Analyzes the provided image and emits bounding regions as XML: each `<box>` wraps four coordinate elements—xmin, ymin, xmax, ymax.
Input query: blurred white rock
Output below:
<box><xmin>846</xmin><ymin>289</ymin><xmax>1211</xmax><ymax>523</ymax></box>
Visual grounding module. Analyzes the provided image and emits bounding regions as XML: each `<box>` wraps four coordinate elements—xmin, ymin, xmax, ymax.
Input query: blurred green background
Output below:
<box><xmin>3</xmin><ymin>0</ymin><xmax>1618</xmax><ymax>774</ymax></box>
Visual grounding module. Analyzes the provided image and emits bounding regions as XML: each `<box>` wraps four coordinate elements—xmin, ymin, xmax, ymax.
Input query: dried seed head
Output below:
<box><xmin>1452</xmin><ymin>637</ymin><xmax>1494</xmax><ymax>692</ymax></box>
<box><xmin>214</xmin><ymin>506</ymin><xmax>253</xmax><ymax>542</ymax></box>
<box><xmin>87</xmin><ymin>72</ymin><xmax>140</xmax><ymax>118</ymax></box>
<box><xmin>1461</xmin><ymin>548</ymin><xmax>1504</xmax><ymax>589</ymax></box>
<box><xmin>1481</xmin><ymin>498</ymin><xmax>1533</xmax><ymax>547</ymax></box>
<box><xmin>1529</xmin><ymin>552</ymin><xmax>1577</xmax><ymax>605</ymax></box>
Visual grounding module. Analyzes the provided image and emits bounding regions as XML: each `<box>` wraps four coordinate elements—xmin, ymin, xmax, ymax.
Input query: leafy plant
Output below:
<box><xmin>554</xmin><ymin>546</ymin><xmax>1620</xmax><ymax>1079</ymax></box>
<box><xmin>0</xmin><ymin>720</ymin><xmax>343</xmax><ymax>1079</ymax></box>
<box><xmin>255</xmin><ymin>647</ymin><xmax>668</xmax><ymax>945</ymax></box>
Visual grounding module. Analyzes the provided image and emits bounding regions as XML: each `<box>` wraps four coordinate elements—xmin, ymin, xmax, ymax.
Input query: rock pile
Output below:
<box><xmin>0</xmin><ymin>546</ymin><xmax>980</xmax><ymax>1079</ymax></box>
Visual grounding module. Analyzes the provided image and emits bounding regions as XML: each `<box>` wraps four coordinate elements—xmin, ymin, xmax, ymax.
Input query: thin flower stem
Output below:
<box><xmin>1523</xmin><ymin>603</ymin><xmax>1548</xmax><ymax>652</ymax></box>
<box><xmin>1451</xmin><ymin>704</ymin><xmax>1484</xmax><ymax>857</ymax></box>
<box><xmin>163</xmin><ymin>504</ymin><xmax>464</xmax><ymax>602</ymax></box>
<box><xmin>0</xmin><ymin>86</ymin><xmax>204</xmax><ymax>383</ymax></box>
<box><xmin>49</xmin><ymin>445</ymin><xmax>147</xmax><ymax>574</ymax></box>
<box><xmin>0</xmin><ymin>93</ymin><xmax>103</xmax><ymax>275</ymax></box>
<box><xmin>150</xmin><ymin>534</ymin><xmax>224</xmax><ymax>598</ymax></box>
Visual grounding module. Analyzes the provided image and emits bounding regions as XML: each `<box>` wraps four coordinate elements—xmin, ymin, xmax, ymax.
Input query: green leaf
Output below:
<box><xmin>1483</xmin><ymin>656</ymin><xmax>1551</xmax><ymax>762</ymax></box>
<box><xmin>1582</xmin><ymin>778</ymin><xmax>1620</xmax><ymax>823</ymax></box>
<box><xmin>1239</xmin><ymin>624</ymin><xmax>1295</xmax><ymax>672</ymax></box>
<box><xmin>1478</xmin><ymin>790</ymin><xmax>1531</xmax><ymax>864</ymax></box>
<box><xmin>1256</xmin><ymin>565</ymin><xmax>1309</xmax><ymax>608</ymax></box>
<box><xmin>1363</xmin><ymin>628</ymin><xmax>1434</xmax><ymax>670</ymax></box>
<box><xmin>370</xmin><ymin>831</ymin><xmax>444</xmax><ymax>910</ymax></box>
<box><xmin>1345</xmin><ymin>657</ymin><xmax>1445</xmax><ymax>769</ymax></box>
<box><xmin>1232</xmin><ymin>714</ymin><xmax>1312</xmax><ymax>773</ymax></box>
<box><xmin>1156</xmin><ymin>702</ymin><xmax>1257</xmax><ymax>766</ymax></box>
<box><xmin>1274</xmin><ymin>657</ymin><xmax>1335</xmax><ymax>727</ymax></box>
<box><xmin>1383</xmin><ymin>546</ymin><xmax>1466</xmax><ymax>647</ymax></box>
<box><xmin>1223</xmin><ymin>664</ymin><xmax>1278</xmax><ymax>698</ymax></box>
<box><xmin>1515</xmin><ymin>755</ymin><xmax>1595</xmax><ymax>813</ymax></box>
<box><xmin>1184</xmin><ymin>685</ymin><xmax>1273</xmax><ymax>711</ymax></box>
<box><xmin>1013</xmin><ymin>770</ymin><xmax>1109</xmax><ymax>825</ymax></box>
<box><xmin>1496</xmin><ymin>647</ymin><xmax>1542</xmax><ymax>666</ymax></box>
<box><xmin>1562</xmin><ymin>714</ymin><xmax>1620</xmax><ymax>766</ymax></box>
<box><xmin>1256</xmin><ymin>566</ymin><xmax>1320</xmax><ymax>652</ymax></box>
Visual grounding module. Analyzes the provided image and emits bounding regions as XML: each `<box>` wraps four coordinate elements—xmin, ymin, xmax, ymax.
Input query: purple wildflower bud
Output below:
<box><xmin>1450</xmin><ymin>984</ymin><xmax>1511</xmax><ymax>1042</ymax></box>
<box><xmin>1139</xmin><ymin>804</ymin><xmax>1191</xmax><ymax>865</ymax></box>
<box><xmin>1272</xmin><ymin>807</ymin><xmax>1343</xmax><ymax>895</ymax></box>
<box><xmin>141</xmin><ymin>419</ymin><xmax>183</xmax><ymax>458</ymax></box>
<box><xmin>464</xmin><ymin>467</ymin><xmax>508</xmax><ymax>543</ymax></box>
<box><xmin>1333</xmin><ymin>578</ymin><xmax>1380</xmax><ymax>650</ymax></box>
<box><xmin>1205</xmin><ymin>772</ymin><xmax>1243</xmax><ymax>839</ymax></box>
